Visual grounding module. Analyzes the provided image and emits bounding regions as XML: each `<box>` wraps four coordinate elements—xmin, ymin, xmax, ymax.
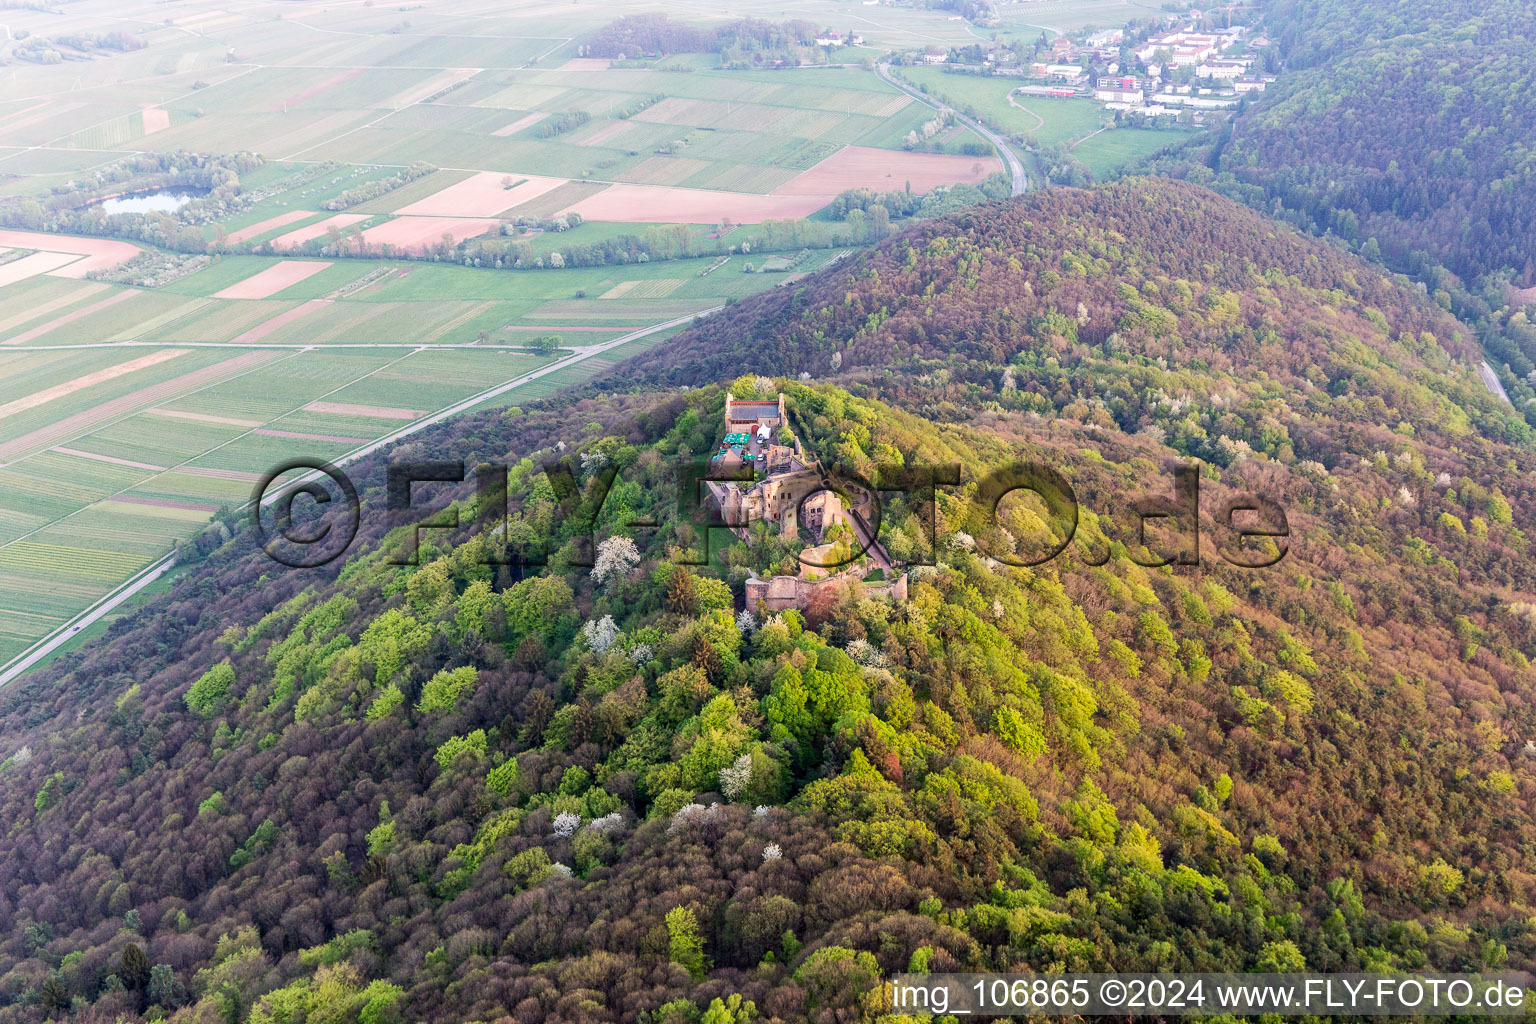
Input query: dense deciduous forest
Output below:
<box><xmin>4</xmin><ymin>181</ymin><xmax>1536</xmax><ymax>1024</ymax></box>
<box><xmin>1164</xmin><ymin>0</ymin><xmax>1536</xmax><ymax>287</ymax></box>
<box><xmin>1138</xmin><ymin>0</ymin><xmax>1536</xmax><ymax>419</ymax></box>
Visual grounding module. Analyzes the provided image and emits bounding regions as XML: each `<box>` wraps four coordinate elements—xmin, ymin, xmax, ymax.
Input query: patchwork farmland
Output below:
<box><xmin>0</xmin><ymin>233</ymin><xmax>806</xmax><ymax>671</ymax></box>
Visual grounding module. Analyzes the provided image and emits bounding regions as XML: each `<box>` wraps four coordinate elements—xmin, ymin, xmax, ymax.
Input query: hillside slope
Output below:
<box><xmin>3</xmin><ymin>181</ymin><xmax>1536</xmax><ymax>1024</ymax></box>
<box><xmin>1137</xmin><ymin>0</ymin><xmax>1536</xmax><ymax>414</ymax></box>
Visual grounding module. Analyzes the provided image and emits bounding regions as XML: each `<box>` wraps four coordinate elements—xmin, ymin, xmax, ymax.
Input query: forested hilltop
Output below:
<box><xmin>1227</xmin><ymin>0</ymin><xmax>1536</xmax><ymax>286</ymax></box>
<box><xmin>6</xmin><ymin>181</ymin><xmax>1536</xmax><ymax>1024</ymax></box>
<box><xmin>1139</xmin><ymin>0</ymin><xmax>1536</xmax><ymax>416</ymax></box>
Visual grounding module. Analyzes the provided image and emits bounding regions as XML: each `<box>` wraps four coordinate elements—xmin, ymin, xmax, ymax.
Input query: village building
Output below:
<box><xmin>724</xmin><ymin>391</ymin><xmax>786</xmax><ymax>433</ymax></box>
<box><xmin>1196</xmin><ymin>59</ymin><xmax>1248</xmax><ymax>79</ymax></box>
<box><xmin>1094</xmin><ymin>85</ymin><xmax>1145</xmax><ymax>104</ymax></box>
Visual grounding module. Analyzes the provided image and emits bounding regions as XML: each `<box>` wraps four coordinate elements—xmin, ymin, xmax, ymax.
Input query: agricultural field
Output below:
<box><xmin>1070</xmin><ymin>126</ymin><xmax>1189</xmax><ymax>176</ymax></box>
<box><xmin>0</xmin><ymin>237</ymin><xmax>815</xmax><ymax>671</ymax></box>
<box><xmin>0</xmin><ymin>336</ymin><xmax>575</xmax><ymax>666</ymax></box>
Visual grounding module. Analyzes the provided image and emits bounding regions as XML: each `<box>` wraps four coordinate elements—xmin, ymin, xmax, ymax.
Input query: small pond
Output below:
<box><xmin>92</xmin><ymin>186</ymin><xmax>209</xmax><ymax>215</ymax></box>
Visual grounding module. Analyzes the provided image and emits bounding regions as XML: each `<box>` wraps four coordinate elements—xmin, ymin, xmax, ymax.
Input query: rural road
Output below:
<box><xmin>876</xmin><ymin>62</ymin><xmax>1028</xmax><ymax>196</ymax></box>
<box><xmin>0</xmin><ymin>307</ymin><xmax>718</xmax><ymax>687</ymax></box>
<box><xmin>1480</xmin><ymin>359</ymin><xmax>1512</xmax><ymax>405</ymax></box>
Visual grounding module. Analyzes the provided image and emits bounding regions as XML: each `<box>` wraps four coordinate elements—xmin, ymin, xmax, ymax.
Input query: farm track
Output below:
<box><xmin>1006</xmin><ymin>89</ymin><xmax>1047</xmax><ymax>132</ymax></box>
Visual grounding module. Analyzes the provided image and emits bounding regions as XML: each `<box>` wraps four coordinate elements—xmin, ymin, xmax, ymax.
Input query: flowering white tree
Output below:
<box><xmin>736</xmin><ymin>609</ymin><xmax>758</xmax><ymax>635</ymax></box>
<box><xmin>668</xmin><ymin>803</ymin><xmax>715</xmax><ymax>834</ymax></box>
<box><xmin>719</xmin><ymin>753</ymin><xmax>753</xmax><ymax>800</ymax></box>
<box><xmin>762</xmin><ymin>843</ymin><xmax>783</xmax><ymax>861</ymax></box>
<box><xmin>581</xmin><ymin>615</ymin><xmax>619</xmax><ymax>654</ymax></box>
<box><xmin>591</xmin><ymin>535</ymin><xmax>639</xmax><ymax>588</ymax></box>
<box><xmin>627</xmin><ymin>642</ymin><xmax>655</xmax><ymax>665</ymax></box>
<box><xmin>580</xmin><ymin>448</ymin><xmax>609</xmax><ymax>475</ymax></box>
<box><xmin>845</xmin><ymin>638</ymin><xmax>887</xmax><ymax>669</ymax></box>
<box><xmin>552</xmin><ymin>811</ymin><xmax>581</xmax><ymax>838</ymax></box>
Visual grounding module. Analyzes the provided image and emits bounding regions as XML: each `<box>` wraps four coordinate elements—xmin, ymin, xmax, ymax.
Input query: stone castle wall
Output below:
<box><xmin>745</xmin><ymin>571</ymin><xmax>907</xmax><ymax>614</ymax></box>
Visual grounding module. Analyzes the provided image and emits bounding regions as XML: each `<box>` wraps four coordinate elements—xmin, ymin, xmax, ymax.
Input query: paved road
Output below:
<box><xmin>876</xmin><ymin>62</ymin><xmax>1028</xmax><ymax>196</ymax></box>
<box><xmin>0</xmin><ymin>308</ymin><xmax>718</xmax><ymax>687</ymax></box>
<box><xmin>1479</xmin><ymin>360</ymin><xmax>1512</xmax><ymax>405</ymax></box>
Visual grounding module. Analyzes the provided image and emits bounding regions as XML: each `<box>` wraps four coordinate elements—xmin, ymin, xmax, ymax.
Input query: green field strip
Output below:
<box><xmin>66</xmin><ymin>413</ymin><xmax>250</xmax><ymax>466</ymax></box>
<box><xmin>144</xmin><ymin>299</ymin><xmax>301</xmax><ymax>343</ymax></box>
<box><xmin>158</xmin><ymin>255</ymin><xmax>287</xmax><ymax>296</ymax></box>
<box><xmin>0</xmin><ymin>506</ymin><xmax>49</xmax><ymax>545</ymax></box>
<box><xmin>187</xmin><ymin>432</ymin><xmax>359</xmax><ymax>473</ymax></box>
<box><xmin>217</xmin><ymin>204</ymin><xmax>325</xmax><ymax>236</ymax></box>
<box><xmin>0</xmin><ymin>485</ymin><xmax>98</xmax><ymax>522</ymax></box>
<box><xmin>271</xmin><ymin>262</ymin><xmax>383</xmax><ymax>300</ymax></box>
<box><xmin>66</xmin><ymin>110</ymin><xmax>148</xmax><ymax>150</ymax></box>
<box><xmin>127</xmin><ymin>471</ymin><xmax>250</xmax><ymax>506</ymax></box>
<box><xmin>294</xmin><ymin>67</ymin><xmax>443</xmax><ymax>111</ymax></box>
<box><xmin>306</xmin><ymin>129</ymin><xmax>649</xmax><ymax>179</ymax></box>
<box><xmin>39</xmin><ymin>504</ymin><xmax>196</xmax><ymax>549</ymax></box>
<box><xmin>0</xmin><ymin>575</ymin><xmax>102</xmax><ymax>615</ymax></box>
<box><xmin>143</xmin><ymin>109</ymin><xmax>383</xmax><ymax>164</ymax></box>
<box><xmin>14</xmin><ymin>290</ymin><xmax>193</xmax><ymax>346</ymax></box>
<box><xmin>104</xmin><ymin>297</ymin><xmax>215</xmax><ymax>342</ymax></box>
<box><xmin>157</xmin><ymin>350</ymin><xmax>396</xmax><ymax>417</ymax></box>
<box><xmin>1070</xmin><ymin>127</ymin><xmax>1190</xmax><ymax>177</ymax></box>
<box><xmin>422</xmin><ymin>302</ymin><xmax>524</xmax><ymax>344</ymax></box>
<box><xmin>154</xmin><ymin>66</ymin><xmax>332</xmax><ymax>116</ymax></box>
<box><xmin>0</xmin><ymin>540</ymin><xmax>149</xmax><ymax>583</ymax></box>
<box><xmin>678</xmin><ymin>162</ymin><xmax>799</xmax><ymax>194</ymax></box>
<box><xmin>524</xmin><ymin>297</ymin><xmax>703</xmax><ymax>320</ymax></box>
<box><xmin>0</xmin><ymin>607</ymin><xmax>58</xmax><ymax>640</ymax></box>
<box><xmin>351</xmin><ymin>169</ymin><xmax>476</xmax><ymax>214</ymax></box>
<box><xmin>310</xmin><ymin>348</ymin><xmax>548</xmax><ymax>409</ymax></box>
<box><xmin>93</xmin><ymin>499</ymin><xmax>216</xmax><ymax>523</ymax></box>
<box><xmin>0</xmin><ymin>348</ymin><xmax>141</xmax><ymax>404</ymax></box>
<box><xmin>2</xmin><ymin>149</ymin><xmax>136</xmax><ymax>175</ymax></box>
<box><xmin>0</xmin><ymin>347</ymin><xmax>247</xmax><ymax>444</ymax></box>
<box><xmin>380</xmin><ymin>104</ymin><xmax>498</xmax><ymax>133</ymax></box>
<box><xmin>260</xmin><ymin>166</ymin><xmax>402</xmax><ymax>211</ymax></box>
<box><xmin>6</xmin><ymin>450</ymin><xmax>148</xmax><ymax>493</ymax></box>
<box><xmin>343</xmin><ymin>258</ymin><xmax>740</xmax><ymax>303</ymax></box>
<box><xmin>247</xmin><ymin>298</ymin><xmax>501</xmax><ymax>345</ymax></box>
<box><xmin>0</xmin><ymin>278</ymin><xmax>116</xmax><ymax>336</ymax></box>
<box><xmin>151</xmin><ymin>394</ymin><xmax>297</xmax><ymax>422</ymax></box>
<box><xmin>263</xmin><ymin>410</ymin><xmax>421</xmax><ymax>437</ymax></box>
